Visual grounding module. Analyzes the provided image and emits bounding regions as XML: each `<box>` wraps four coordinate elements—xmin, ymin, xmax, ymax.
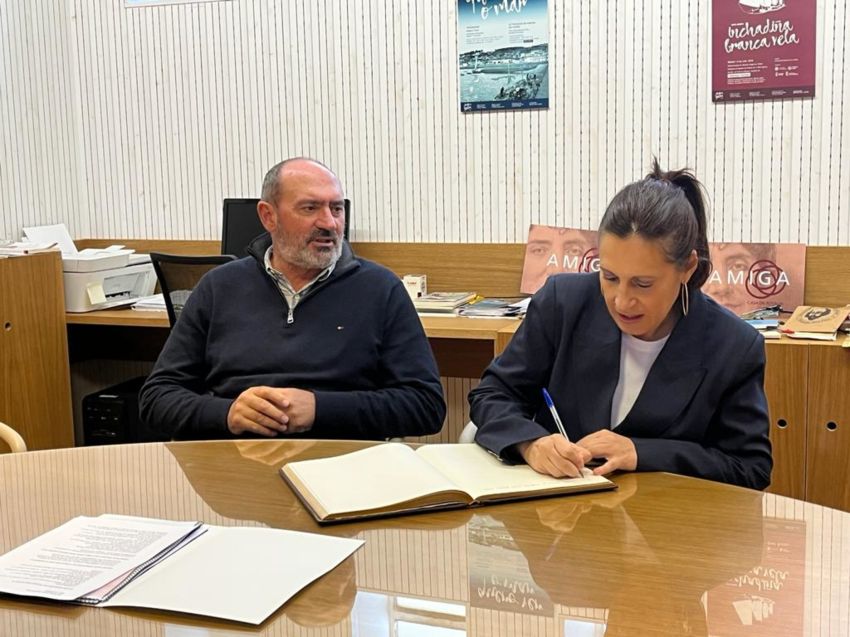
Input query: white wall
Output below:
<box><xmin>1</xmin><ymin>0</ymin><xmax>848</xmax><ymax>245</ymax></box>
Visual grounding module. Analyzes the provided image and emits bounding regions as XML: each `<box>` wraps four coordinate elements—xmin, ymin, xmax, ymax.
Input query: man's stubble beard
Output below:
<box><xmin>278</xmin><ymin>229</ymin><xmax>343</xmax><ymax>271</ymax></box>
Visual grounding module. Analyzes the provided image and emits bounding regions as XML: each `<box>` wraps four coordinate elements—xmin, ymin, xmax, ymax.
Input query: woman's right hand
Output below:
<box><xmin>516</xmin><ymin>434</ymin><xmax>592</xmax><ymax>478</ymax></box>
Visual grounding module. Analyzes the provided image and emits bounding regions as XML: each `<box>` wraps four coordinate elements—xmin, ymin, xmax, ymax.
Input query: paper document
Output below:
<box><xmin>0</xmin><ymin>514</ymin><xmax>364</xmax><ymax>624</ymax></box>
<box><xmin>22</xmin><ymin>223</ymin><xmax>78</xmax><ymax>255</ymax></box>
<box><xmin>132</xmin><ymin>294</ymin><xmax>168</xmax><ymax>311</ymax></box>
<box><xmin>23</xmin><ymin>223</ymin><xmax>133</xmax><ymax>260</ymax></box>
<box><xmin>0</xmin><ymin>515</ymin><xmax>202</xmax><ymax>601</ymax></box>
<box><xmin>0</xmin><ymin>241</ymin><xmax>59</xmax><ymax>256</ymax></box>
<box><xmin>100</xmin><ymin>526</ymin><xmax>364</xmax><ymax>624</ymax></box>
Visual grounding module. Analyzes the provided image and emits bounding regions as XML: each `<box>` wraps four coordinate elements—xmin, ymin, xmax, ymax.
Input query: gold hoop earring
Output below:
<box><xmin>680</xmin><ymin>283</ymin><xmax>689</xmax><ymax>317</ymax></box>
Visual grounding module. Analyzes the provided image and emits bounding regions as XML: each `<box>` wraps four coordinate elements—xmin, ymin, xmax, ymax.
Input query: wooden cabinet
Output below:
<box><xmin>763</xmin><ymin>341</ymin><xmax>808</xmax><ymax>501</ymax></box>
<box><xmin>765</xmin><ymin>340</ymin><xmax>850</xmax><ymax>511</ymax></box>
<box><xmin>0</xmin><ymin>253</ymin><xmax>74</xmax><ymax>451</ymax></box>
<box><xmin>804</xmin><ymin>343</ymin><xmax>850</xmax><ymax>510</ymax></box>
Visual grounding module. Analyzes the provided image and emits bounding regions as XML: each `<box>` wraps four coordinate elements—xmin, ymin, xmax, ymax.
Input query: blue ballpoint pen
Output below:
<box><xmin>541</xmin><ymin>388</ymin><xmax>570</xmax><ymax>442</ymax></box>
<box><xmin>542</xmin><ymin>388</ymin><xmax>587</xmax><ymax>479</ymax></box>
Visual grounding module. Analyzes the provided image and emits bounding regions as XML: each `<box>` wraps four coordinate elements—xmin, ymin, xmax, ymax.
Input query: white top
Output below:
<box><xmin>610</xmin><ymin>333</ymin><xmax>669</xmax><ymax>429</ymax></box>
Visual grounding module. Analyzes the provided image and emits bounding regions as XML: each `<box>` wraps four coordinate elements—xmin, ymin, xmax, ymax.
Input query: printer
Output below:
<box><xmin>23</xmin><ymin>224</ymin><xmax>157</xmax><ymax>313</ymax></box>
<box><xmin>63</xmin><ymin>250</ymin><xmax>157</xmax><ymax>312</ymax></box>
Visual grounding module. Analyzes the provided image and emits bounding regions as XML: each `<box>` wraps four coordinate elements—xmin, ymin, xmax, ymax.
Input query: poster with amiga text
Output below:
<box><xmin>520</xmin><ymin>225</ymin><xmax>806</xmax><ymax>316</ymax></box>
<box><xmin>712</xmin><ymin>0</ymin><xmax>816</xmax><ymax>102</ymax></box>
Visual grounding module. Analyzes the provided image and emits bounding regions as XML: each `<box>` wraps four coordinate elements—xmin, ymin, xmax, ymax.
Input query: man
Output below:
<box><xmin>139</xmin><ymin>157</ymin><xmax>446</xmax><ymax>439</ymax></box>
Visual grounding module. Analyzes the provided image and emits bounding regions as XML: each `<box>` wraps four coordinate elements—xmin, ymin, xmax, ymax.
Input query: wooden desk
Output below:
<box><xmin>65</xmin><ymin>309</ymin><xmax>850</xmax><ymax>510</ymax></box>
<box><xmin>1</xmin><ymin>440</ymin><xmax>846</xmax><ymax>635</ymax></box>
<box><xmin>66</xmin><ymin>309</ymin><xmax>520</xmax><ymax>377</ymax></box>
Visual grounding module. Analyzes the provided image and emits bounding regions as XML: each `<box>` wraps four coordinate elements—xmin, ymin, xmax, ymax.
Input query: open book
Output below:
<box><xmin>280</xmin><ymin>443</ymin><xmax>616</xmax><ymax>523</ymax></box>
<box><xmin>0</xmin><ymin>514</ymin><xmax>363</xmax><ymax>624</ymax></box>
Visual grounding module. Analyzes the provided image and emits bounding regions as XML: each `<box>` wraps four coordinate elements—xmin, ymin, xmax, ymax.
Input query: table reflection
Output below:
<box><xmin>0</xmin><ymin>442</ymin><xmax>848</xmax><ymax>636</ymax></box>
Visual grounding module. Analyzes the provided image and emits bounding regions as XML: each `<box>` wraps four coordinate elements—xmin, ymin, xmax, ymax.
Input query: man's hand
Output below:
<box><xmin>576</xmin><ymin>430</ymin><xmax>637</xmax><ymax>476</ymax></box>
<box><xmin>516</xmin><ymin>434</ymin><xmax>592</xmax><ymax>478</ymax></box>
<box><xmin>227</xmin><ymin>387</ymin><xmax>316</xmax><ymax>436</ymax></box>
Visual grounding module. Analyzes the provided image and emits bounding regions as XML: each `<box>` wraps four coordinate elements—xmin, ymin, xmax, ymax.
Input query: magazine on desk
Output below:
<box><xmin>280</xmin><ymin>443</ymin><xmax>616</xmax><ymax>524</ymax></box>
<box><xmin>413</xmin><ymin>291</ymin><xmax>478</xmax><ymax>313</ymax></box>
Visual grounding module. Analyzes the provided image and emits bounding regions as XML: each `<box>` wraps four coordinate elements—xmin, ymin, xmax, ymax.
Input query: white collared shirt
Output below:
<box><xmin>263</xmin><ymin>247</ymin><xmax>335</xmax><ymax>314</ymax></box>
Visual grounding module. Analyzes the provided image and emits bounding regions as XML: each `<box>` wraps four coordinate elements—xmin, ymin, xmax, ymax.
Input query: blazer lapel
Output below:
<box><xmin>572</xmin><ymin>296</ymin><xmax>622</xmax><ymax>436</ymax></box>
<box><xmin>617</xmin><ymin>292</ymin><xmax>709</xmax><ymax>438</ymax></box>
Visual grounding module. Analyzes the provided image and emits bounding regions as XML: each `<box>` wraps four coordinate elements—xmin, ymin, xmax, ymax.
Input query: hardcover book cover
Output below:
<box><xmin>782</xmin><ymin>305</ymin><xmax>850</xmax><ymax>336</ymax></box>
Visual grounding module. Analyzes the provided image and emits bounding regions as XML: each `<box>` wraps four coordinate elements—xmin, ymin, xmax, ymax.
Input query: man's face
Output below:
<box><xmin>703</xmin><ymin>243</ymin><xmax>755</xmax><ymax>315</ymax></box>
<box><xmin>521</xmin><ymin>225</ymin><xmax>597</xmax><ymax>293</ymax></box>
<box><xmin>261</xmin><ymin>162</ymin><xmax>345</xmax><ymax>273</ymax></box>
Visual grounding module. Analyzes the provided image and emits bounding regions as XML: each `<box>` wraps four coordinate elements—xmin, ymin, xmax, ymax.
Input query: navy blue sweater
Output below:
<box><xmin>139</xmin><ymin>235</ymin><xmax>446</xmax><ymax>440</ymax></box>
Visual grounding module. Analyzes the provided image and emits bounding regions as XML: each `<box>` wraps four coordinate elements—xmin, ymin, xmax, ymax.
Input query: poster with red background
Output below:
<box><xmin>712</xmin><ymin>0</ymin><xmax>816</xmax><ymax>102</ymax></box>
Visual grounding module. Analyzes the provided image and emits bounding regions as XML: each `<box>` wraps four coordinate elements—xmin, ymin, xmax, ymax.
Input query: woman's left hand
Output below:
<box><xmin>576</xmin><ymin>430</ymin><xmax>638</xmax><ymax>475</ymax></box>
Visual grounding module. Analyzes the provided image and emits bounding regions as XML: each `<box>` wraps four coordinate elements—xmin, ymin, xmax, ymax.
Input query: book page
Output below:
<box><xmin>416</xmin><ymin>444</ymin><xmax>612</xmax><ymax>501</ymax></box>
<box><xmin>103</xmin><ymin>526</ymin><xmax>364</xmax><ymax>625</ymax></box>
<box><xmin>283</xmin><ymin>443</ymin><xmax>464</xmax><ymax>517</ymax></box>
<box><xmin>0</xmin><ymin>515</ymin><xmax>201</xmax><ymax>601</ymax></box>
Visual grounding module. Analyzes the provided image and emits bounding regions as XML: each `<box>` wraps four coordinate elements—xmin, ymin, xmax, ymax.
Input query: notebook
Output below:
<box><xmin>280</xmin><ymin>443</ymin><xmax>616</xmax><ymax>523</ymax></box>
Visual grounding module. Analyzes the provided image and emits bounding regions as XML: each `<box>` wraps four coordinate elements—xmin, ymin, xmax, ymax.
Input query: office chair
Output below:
<box><xmin>149</xmin><ymin>253</ymin><xmax>236</xmax><ymax>328</ymax></box>
<box><xmin>0</xmin><ymin>421</ymin><xmax>27</xmax><ymax>453</ymax></box>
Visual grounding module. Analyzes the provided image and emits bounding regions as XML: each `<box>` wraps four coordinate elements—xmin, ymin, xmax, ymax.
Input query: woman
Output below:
<box><xmin>469</xmin><ymin>162</ymin><xmax>772</xmax><ymax>490</ymax></box>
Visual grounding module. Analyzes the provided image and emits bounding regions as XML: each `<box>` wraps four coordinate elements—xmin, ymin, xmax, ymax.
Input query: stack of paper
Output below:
<box><xmin>744</xmin><ymin>318</ymin><xmax>781</xmax><ymax>339</ymax></box>
<box><xmin>413</xmin><ymin>291</ymin><xmax>478</xmax><ymax>314</ymax></box>
<box><xmin>0</xmin><ymin>514</ymin><xmax>363</xmax><ymax>624</ymax></box>
<box><xmin>23</xmin><ymin>224</ymin><xmax>136</xmax><ymax>272</ymax></box>
<box><xmin>458</xmin><ymin>297</ymin><xmax>529</xmax><ymax>318</ymax></box>
<box><xmin>131</xmin><ymin>294</ymin><xmax>168</xmax><ymax>311</ymax></box>
<box><xmin>0</xmin><ymin>241</ymin><xmax>59</xmax><ymax>256</ymax></box>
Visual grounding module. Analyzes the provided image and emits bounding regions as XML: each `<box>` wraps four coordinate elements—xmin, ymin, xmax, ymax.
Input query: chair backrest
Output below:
<box><xmin>0</xmin><ymin>421</ymin><xmax>27</xmax><ymax>453</ymax></box>
<box><xmin>458</xmin><ymin>421</ymin><xmax>478</xmax><ymax>443</ymax></box>
<box><xmin>221</xmin><ymin>198</ymin><xmax>352</xmax><ymax>259</ymax></box>
<box><xmin>149</xmin><ymin>253</ymin><xmax>236</xmax><ymax>328</ymax></box>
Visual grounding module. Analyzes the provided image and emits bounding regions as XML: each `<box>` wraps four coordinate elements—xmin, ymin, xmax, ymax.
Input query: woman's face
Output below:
<box><xmin>598</xmin><ymin>233</ymin><xmax>696</xmax><ymax>341</ymax></box>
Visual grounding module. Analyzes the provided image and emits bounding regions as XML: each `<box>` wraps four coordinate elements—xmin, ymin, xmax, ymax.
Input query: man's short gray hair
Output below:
<box><xmin>260</xmin><ymin>157</ymin><xmax>336</xmax><ymax>205</ymax></box>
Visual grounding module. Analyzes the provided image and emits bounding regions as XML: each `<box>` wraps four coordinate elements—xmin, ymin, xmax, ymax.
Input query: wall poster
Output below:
<box><xmin>520</xmin><ymin>225</ymin><xmax>807</xmax><ymax>316</ymax></box>
<box><xmin>712</xmin><ymin>0</ymin><xmax>816</xmax><ymax>102</ymax></box>
<box><xmin>457</xmin><ymin>0</ymin><xmax>549</xmax><ymax>112</ymax></box>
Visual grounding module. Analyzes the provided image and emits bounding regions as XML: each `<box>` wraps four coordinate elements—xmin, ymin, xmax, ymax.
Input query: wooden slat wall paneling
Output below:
<box><xmin>1</xmin><ymin>1</ymin><xmax>847</xmax><ymax>245</ymax></box>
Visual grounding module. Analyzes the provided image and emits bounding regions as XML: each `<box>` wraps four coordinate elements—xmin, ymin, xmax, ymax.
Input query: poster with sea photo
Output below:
<box><xmin>467</xmin><ymin>514</ymin><xmax>554</xmax><ymax>617</ymax></box>
<box><xmin>457</xmin><ymin>0</ymin><xmax>549</xmax><ymax>112</ymax></box>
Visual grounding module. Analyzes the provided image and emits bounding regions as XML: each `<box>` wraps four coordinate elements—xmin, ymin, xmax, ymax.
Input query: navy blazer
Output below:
<box><xmin>469</xmin><ymin>273</ymin><xmax>772</xmax><ymax>490</ymax></box>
